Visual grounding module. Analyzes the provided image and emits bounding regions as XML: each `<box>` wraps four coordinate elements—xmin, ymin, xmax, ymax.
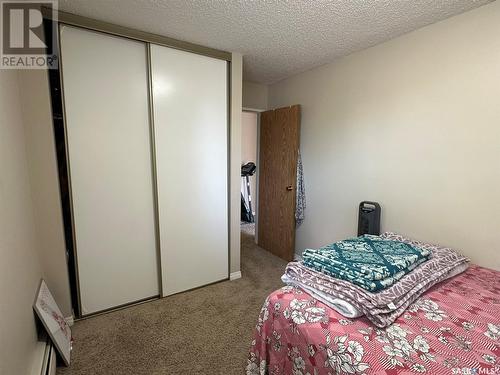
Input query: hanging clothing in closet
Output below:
<box><xmin>295</xmin><ymin>150</ymin><xmax>306</xmax><ymax>227</ymax></box>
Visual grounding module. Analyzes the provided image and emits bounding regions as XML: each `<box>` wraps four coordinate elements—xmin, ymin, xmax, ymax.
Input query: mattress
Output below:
<box><xmin>248</xmin><ymin>265</ymin><xmax>500</xmax><ymax>374</ymax></box>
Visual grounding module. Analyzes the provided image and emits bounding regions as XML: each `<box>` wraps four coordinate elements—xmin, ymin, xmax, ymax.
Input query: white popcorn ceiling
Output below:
<box><xmin>59</xmin><ymin>0</ymin><xmax>492</xmax><ymax>84</ymax></box>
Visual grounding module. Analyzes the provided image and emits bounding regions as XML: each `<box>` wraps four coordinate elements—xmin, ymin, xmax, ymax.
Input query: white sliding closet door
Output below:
<box><xmin>60</xmin><ymin>26</ymin><xmax>159</xmax><ymax>315</ymax></box>
<box><xmin>150</xmin><ymin>45</ymin><xmax>228</xmax><ymax>296</ymax></box>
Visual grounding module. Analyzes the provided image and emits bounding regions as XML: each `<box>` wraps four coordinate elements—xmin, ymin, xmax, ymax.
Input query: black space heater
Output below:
<box><xmin>357</xmin><ymin>201</ymin><xmax>381</xmax><ymax>236</ymax></box>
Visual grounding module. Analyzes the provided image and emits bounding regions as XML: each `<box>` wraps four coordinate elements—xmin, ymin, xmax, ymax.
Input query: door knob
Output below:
<box><xmin>286</xmin><ymin>185</ymin><xmax>293</xmax><ymax>191</ymax></box>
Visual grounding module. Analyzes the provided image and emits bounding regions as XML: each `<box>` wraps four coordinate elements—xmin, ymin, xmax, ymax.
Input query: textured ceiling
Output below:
<box><xmin>58</xmin><ymin>0</ymin><xmax>492</xmax><ymax>84</ymax></box>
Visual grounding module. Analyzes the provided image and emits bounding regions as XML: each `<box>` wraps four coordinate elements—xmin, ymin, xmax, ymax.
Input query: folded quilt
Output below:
<box><xmin>285</xmin><ymin>233</ymin><xmax>469</xmax><ymax>327</ymax></box>
<box><xmin>302</xmin><ymin>235</ymin><xmax>431</xmax><ymax>291</ymax></box>
<box><xmin>281</xmin><ymin>274</ymin><xmax>364</xmax><ymax>318</ymax></box>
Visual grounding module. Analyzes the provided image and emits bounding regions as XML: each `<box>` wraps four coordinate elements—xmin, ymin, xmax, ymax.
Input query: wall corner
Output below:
<box><xmin>230</xmin><ymin>52</ymin><xmax>243</xmax><ymax>274</ymax></box>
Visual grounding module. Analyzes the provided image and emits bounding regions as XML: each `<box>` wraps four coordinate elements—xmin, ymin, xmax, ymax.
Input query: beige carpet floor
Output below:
<box><xmin>57</xmin><ymin>230</ymin><xmax>286</xmax><ymax>375</ymax></box>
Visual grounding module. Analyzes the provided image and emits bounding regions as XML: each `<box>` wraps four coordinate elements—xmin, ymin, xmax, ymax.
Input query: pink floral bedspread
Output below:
<box><xmin>248</xmin><ymin>265</ymin><xmax>500</xmax><ymax>374</ymax></box>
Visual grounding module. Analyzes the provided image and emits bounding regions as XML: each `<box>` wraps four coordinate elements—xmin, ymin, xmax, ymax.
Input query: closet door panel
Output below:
<box><xmin>60</xmin><ymin>26</ymin><xmax>159</xmax><ymax>314</ymax></box>
<box><xmin>151</xmin><ymin>45</ymin><xmax>228</xmax><ymax>296</ymax></box>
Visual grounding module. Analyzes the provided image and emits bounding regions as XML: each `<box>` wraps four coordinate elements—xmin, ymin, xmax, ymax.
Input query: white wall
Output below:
<box><xmin>18</xmin><ymin>70</ymin><xmax>73</xmax><ymax>317</ymax></box>
<box><xmin>243</xmin><ymin>81</ymin><xmax>268</xmax><ymax>111</ymax></box>
<box><xmin>268</xmin><ymin>1</ymin><xmax>500</xmax><ymax>270</ymax></box>
<box><xmin>0</xmin><ymin>71</ymin><xmax>45</xmax><ymax>375</ymax></box>
<box><xmin>230</xmin><ymin>53</ymin><xmax>243</xmax><ymax>275</ymax></box>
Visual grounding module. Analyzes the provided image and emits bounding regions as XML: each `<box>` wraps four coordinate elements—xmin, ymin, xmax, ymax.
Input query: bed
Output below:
<box><xmin>248</xmin><ymin>264</ymin><xmax>500</xmax><ymax>374</ymax></box>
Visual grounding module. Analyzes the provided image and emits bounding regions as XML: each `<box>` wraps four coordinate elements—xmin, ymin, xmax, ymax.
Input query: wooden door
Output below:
<box><xmin>258</xmin><ymin>105</ymin><xmax>301</xmax><ymax>261</ymax></box>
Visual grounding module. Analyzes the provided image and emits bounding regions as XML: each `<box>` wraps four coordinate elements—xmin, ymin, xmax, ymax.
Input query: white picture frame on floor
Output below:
<box><xmin>33</xmin><ymin>279</ymin><xmax>72</xmax><ymax>366</ymax></box>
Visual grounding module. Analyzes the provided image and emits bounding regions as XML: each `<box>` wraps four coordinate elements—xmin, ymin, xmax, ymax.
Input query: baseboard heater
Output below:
<box><xmin>39</xmin><ymin>338</ymin><xmax>57</xmax><ymax>375</ymax></box>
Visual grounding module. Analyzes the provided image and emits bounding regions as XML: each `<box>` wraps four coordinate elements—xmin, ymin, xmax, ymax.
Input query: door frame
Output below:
<box><xmin>242</xmin><ymin>108</ymin><xmax>264</xmax><ymax>244</ymax></box>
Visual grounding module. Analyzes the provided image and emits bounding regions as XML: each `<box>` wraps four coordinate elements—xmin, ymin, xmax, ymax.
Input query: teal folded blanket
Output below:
<box><xmin>302</xmin><ymin>235</ymin><xmax>430</xmax><ymax>292</ymax></box>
